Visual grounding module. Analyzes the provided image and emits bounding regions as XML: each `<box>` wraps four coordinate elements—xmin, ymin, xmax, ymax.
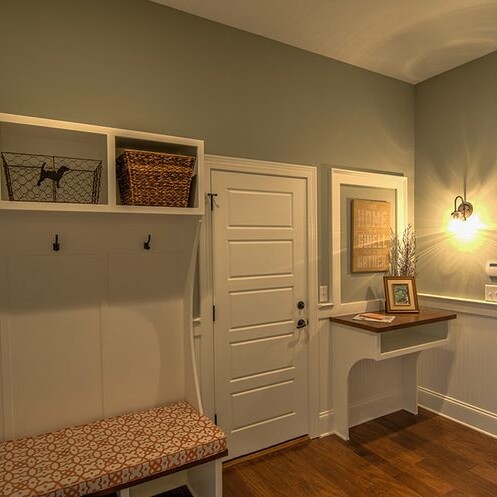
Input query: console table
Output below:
<box><xmin>329</xmin><ymin>308</ymin><xmax>456</xmax><ymax>440</ymax></box>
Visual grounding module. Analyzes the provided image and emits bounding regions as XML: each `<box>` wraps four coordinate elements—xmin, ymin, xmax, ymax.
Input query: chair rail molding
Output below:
<box><xmin>419</xmin><ymin>293</ymin><xmax>497</xmax><ymax>318</ymax></box>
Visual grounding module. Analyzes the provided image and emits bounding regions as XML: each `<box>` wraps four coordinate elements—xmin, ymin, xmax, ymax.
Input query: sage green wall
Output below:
<box><xmin>0</xmin><ymin>0</ymin><xmax>414</xmax><ymax>293</ymax></box>
<box><xmin>415</xmin><ymin>51</ymin><xmax>497</xmax><ymax>300</ymax></box>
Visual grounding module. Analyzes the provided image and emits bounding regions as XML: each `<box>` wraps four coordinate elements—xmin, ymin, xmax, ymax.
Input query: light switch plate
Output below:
<box><xmin>485</xmin><ymin>284</ymin><xmax>497</xmax><ymax>302</ymax></box>
<box><xmin>319</xmin><ymin>285</ymin><xmax>328</xmax><ymax>303</ymax></box>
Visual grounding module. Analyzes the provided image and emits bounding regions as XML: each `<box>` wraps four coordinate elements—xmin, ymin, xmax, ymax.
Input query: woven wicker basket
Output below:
<box><xmin>117</xmin><ymin>149</ymin><xmax>195</xmax><ymax>207</ymax></box>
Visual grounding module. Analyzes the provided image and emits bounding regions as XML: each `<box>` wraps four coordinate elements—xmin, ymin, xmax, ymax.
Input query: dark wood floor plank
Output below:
<box><xmin>348</xmin><ymin>439</ymin><xmax>452</xmax><ymax>496</ymax></box>
<box><xmin>445</xmin><ymin>490</ymin><xmax>473</xmax><ymax>497</ymax></box>
<box><xmin>471</xmin><ymin>462</ymin><xmax>497</xmax><ymax>486</ymax></box>
<box><xmin>223</xmin><ymin>408</ymin><xmax>497</xmax><ymax>497</ymax></box>
<box><xmin>448</xmin><ymin>432</ymin><xmax>497</xmax><ymax>467</ymax></box>
<box><xmin>416</xmin><ymin>457</ymin><xmax>497</xmax><ymax>497</ymax></box>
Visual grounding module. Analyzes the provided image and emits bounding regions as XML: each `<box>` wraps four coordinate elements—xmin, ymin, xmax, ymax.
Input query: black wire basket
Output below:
<box><xmin>2</xmin><ymin>152</ymin><xmax>102</xmax><ymax>204</ymax></box>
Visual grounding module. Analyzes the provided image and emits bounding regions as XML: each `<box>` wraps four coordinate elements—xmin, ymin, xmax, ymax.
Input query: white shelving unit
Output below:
<box><xmin>0</xmin><ymin>113</ymin><xmax>218</xmax><ymax>495</ymax></box>
<box><xmin>0</xmin><ymin>112</ymin><xmax>204</xmax><ymax>215</ymax></box>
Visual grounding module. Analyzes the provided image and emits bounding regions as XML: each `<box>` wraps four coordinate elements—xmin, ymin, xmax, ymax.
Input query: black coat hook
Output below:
<box><xmin>143</xmin><ymin>234</ymin><xmax>151</xmax><ymax>250</ymax></box>
<box><xmin>53</xmin><ymin>234</ymin><xmax>60</xmax><ymax>252</ymax></box>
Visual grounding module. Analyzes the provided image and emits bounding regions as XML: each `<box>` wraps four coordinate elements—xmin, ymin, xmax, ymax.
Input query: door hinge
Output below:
<box><xmin>207</xmin><ymin>192</ymin><xmax>218</xmax><ymax>211</ymax></box>
<box><xmin>212</xmin><ymin>305</ymin><xmax>216</xmax><ymax>322</ymax></box>
<box><xmin>214</xmin><ymin>414</ymin><xmax>218</xmax><ymax>425</ymax></box>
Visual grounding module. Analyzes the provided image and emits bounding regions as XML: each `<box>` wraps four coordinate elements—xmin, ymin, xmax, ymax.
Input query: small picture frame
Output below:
<box><xmin>383</xmin><ymin>276</ymin><xmax>419</xmax><ymax>313</ymax></box>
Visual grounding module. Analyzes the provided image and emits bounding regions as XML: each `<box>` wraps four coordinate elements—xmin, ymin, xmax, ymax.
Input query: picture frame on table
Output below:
<box><xmin>383</xmin><ymin>276</ymin><xmax>419</xmax><ymax>313</ymax></box>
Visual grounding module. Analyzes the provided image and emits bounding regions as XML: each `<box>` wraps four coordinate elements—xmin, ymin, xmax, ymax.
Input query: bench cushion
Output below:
<box><xmin>0</xmin><ymin>401</ymin><xmax>227</xmax><ymax>497</ymax></box>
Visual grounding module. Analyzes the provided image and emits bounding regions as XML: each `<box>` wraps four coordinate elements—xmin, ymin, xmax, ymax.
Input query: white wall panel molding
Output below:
<box><xmin>419</xmin><ymin>387</ymin><xmax>497</xmax><ymax>439</ymax></box>
<box><xmin>330</xmin><ymin>168</ymin><xmax>407</xmax><ymax>313</ymax></box>
<box><xmin>317</xmin><ymin>300</ymin><xmax>385</xmax><ymax>320</ymax></box>
<box><xmin>317</xmin><ymin>303</ymin><xmax>334</xmax><ymax>319</ymax></box>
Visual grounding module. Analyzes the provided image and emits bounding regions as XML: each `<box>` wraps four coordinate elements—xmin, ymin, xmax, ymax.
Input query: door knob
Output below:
<box><xmin>297</xmin><ymin>300</ymin><xmax>305</xmax><ymax>310</ymax></box>
<box><xmin>296</xmin><ymin>319</ymin><xmax>307</xmax><ymax>329</ymax></box>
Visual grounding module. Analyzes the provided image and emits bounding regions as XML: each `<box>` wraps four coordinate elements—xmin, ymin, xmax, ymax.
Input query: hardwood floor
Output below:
<box><xmin>223</xmin><ymin>408</ymin><xmax>497</xmax><ymax>497</ymax></box>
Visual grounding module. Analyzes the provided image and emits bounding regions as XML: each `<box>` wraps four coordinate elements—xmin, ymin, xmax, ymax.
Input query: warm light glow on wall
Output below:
<box><xmin>448</xmin><ymin>214</ymin><xmax>484</xmax><ymax>244</ymax></box>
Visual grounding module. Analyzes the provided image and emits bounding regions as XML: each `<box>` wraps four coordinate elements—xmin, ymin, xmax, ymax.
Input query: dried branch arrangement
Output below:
<box><xmin>388</xmin><ymin>224</ymin><xmax>417</xmax><ymax>277</ymax></box>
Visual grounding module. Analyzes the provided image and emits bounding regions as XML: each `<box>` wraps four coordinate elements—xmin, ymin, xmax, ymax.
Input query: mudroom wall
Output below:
<box><xmin>0</xmin><ymin>0</ymin><xmax>415</xmax><ymax>291</ymax></box>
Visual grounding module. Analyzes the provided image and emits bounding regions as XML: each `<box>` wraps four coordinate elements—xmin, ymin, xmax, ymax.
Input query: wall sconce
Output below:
<box><xmin>451</xmin><ymin>195</ymin><xmax>473</xmax><ymax>221</ymax></box>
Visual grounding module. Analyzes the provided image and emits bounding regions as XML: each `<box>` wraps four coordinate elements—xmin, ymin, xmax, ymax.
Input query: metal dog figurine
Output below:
<box><xmin>37</xmin><ymin>162</ymin><xmax>70</xmax><ymax>188</ymax></box>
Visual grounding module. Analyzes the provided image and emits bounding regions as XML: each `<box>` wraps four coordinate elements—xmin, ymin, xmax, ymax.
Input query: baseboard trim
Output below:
<box><xmin>318</xmin><ymin>410</ymin><xmax>334</xmax><ymax>438</ymax></box>
<box><xmin>349</xmin><ymin>389</ymin><xmax>405</xmax><ymax>428</ymax></box>
<box><xmin>418</xmin><ymin>386</ymin><xmax>497</xmax><ymax>439</ymax></box>
<box><xmin>318</xmin><ymin>387</ymin><xmax>497</xmax><ymax>441</ymax></box>
<box><xmin>318</xmin><ymin>389</ymin><xmax>405</xmax><ymax>437</ymax></box>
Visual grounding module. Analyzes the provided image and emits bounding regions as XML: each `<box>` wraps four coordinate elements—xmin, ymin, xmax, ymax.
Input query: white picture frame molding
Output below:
<box><xmin>330</xmin><ymin>168</ymin><xmax>408</xmax><ymax>315</ymax></box>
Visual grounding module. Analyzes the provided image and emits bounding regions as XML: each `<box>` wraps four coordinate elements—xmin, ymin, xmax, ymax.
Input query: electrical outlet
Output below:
<box><xmin>485</xmin><ymin>284</ymin><xmax>497</xmax><ymax>302</ymax></box>
<box><xmin>319</xmin><ymin>285</ymin><xmax>328</xmax><ymax>303</ymax></box>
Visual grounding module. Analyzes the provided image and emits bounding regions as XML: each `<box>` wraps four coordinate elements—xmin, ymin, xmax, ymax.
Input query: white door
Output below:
<box><xmin>211</xmin><ymin>170</ymin><xmax>309</xmax><ymax>459</ymax></box>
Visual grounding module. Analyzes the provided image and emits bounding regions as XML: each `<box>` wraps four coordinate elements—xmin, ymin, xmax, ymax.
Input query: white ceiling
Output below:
<box><xmin>150</xmin><ymin>0</ymin><xmax>497</xmax><ymax>83</ymax></box>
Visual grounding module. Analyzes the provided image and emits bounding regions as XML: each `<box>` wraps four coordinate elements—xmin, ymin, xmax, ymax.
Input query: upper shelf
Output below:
<box><xmin>0</xmin><ymin>113</ymin><xmax>204</xmax><ymax>215</ymax></box>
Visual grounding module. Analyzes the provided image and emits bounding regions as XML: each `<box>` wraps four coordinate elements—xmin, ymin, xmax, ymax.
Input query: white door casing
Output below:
<box><xmin>203</xmin><ymin>156</ymin><xmax>318</xmax><ymax>459</ymax></box>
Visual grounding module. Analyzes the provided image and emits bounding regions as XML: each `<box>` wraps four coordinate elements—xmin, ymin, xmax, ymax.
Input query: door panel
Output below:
<box><xmin>230</xmin><ymin>334</ymin><xmax>295</xmax><ymax>379</ymax></box>
<box><xmin>230</xmin><ymin>287</ymin><xmax>293</xmax><ymax>328</ymax></box>
<box><xmin>232</xmin><ymin>380</ymin><xmax>296</xmax><ymax>430</ymax></box>
<box><xmin>229</xmin><ymin>321</ymin><xmax>293</xmax><ymax>342</ymax></box>
<box><xmin>228</xmin><ymin>241</ymin><xmax>293</xmax><ymax>277</ymax></box>
<box><xmin>212</xmin><ymin>170</ymin><xmax>308</xmax><ymax>459</ymax></box>
<box><xmin>227</xmin><ymin>190</ymin><xmax>293</xmax><ymax>227</ymax></box>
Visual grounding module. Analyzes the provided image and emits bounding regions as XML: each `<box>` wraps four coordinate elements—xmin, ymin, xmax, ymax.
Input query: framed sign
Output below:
<box><xmin>351</xmin><ymin>199</ymin><xmax>390</xmax><ymax>273</ymax></box>
<box><xmin>384</xmin><ymin>276</ymin><xmax>419</xmax><ymax>313</ymax></box>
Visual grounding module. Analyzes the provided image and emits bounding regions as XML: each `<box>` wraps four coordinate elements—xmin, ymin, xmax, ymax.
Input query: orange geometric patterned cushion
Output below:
<box><xmin>0</xmin><ymin>401</ymin><xmax>227</xmax><ymax>497</ymax></box>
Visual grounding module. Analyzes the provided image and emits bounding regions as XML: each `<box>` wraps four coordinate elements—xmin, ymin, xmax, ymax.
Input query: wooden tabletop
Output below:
<box><xmin>329</xmin><ymin>308</ymin><xmax>457</xmax><ymax>333</ymax></box>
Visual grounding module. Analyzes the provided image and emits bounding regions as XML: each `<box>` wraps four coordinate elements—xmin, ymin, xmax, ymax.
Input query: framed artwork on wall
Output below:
<box><xmin>384</xmin><ymin>276</ymin><xmax>419</xmax><ymax>313</ymax></box>
<box><xmin>351</xmin><ymin>199</ymin><xmax>390</xmax><ymax>273</ymax></box>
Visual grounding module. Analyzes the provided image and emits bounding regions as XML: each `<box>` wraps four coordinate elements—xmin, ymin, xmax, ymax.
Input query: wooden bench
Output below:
<box><xmin>0</xmin><ymin>401</ymin><xmax>227</xmax><ymax>497</ymax></box>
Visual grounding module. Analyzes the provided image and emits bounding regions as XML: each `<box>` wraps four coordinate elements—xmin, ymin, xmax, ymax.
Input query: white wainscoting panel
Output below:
<box><xmin>348</xmin><ymin>357</ymin><xmax>404</xmax><ymax>405</ymax></box>
<box><xmin>102</xmin><ymin>253</ymin><xmax>187</xmax><ymax>417</ymax></box>
<box><xmin>418</xmin><ymin>295</ymin><xmax>497</xmax><ymax>437</ymax></box>
<box><xmin>3</xmin><ymin>255</ymin><xmax>105</xmax><ymax>438</ymax></box>
<box><xmin>0</xmin><ymin>211</ymin><xmax>199</xmax><ymax>442</ymax></box>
